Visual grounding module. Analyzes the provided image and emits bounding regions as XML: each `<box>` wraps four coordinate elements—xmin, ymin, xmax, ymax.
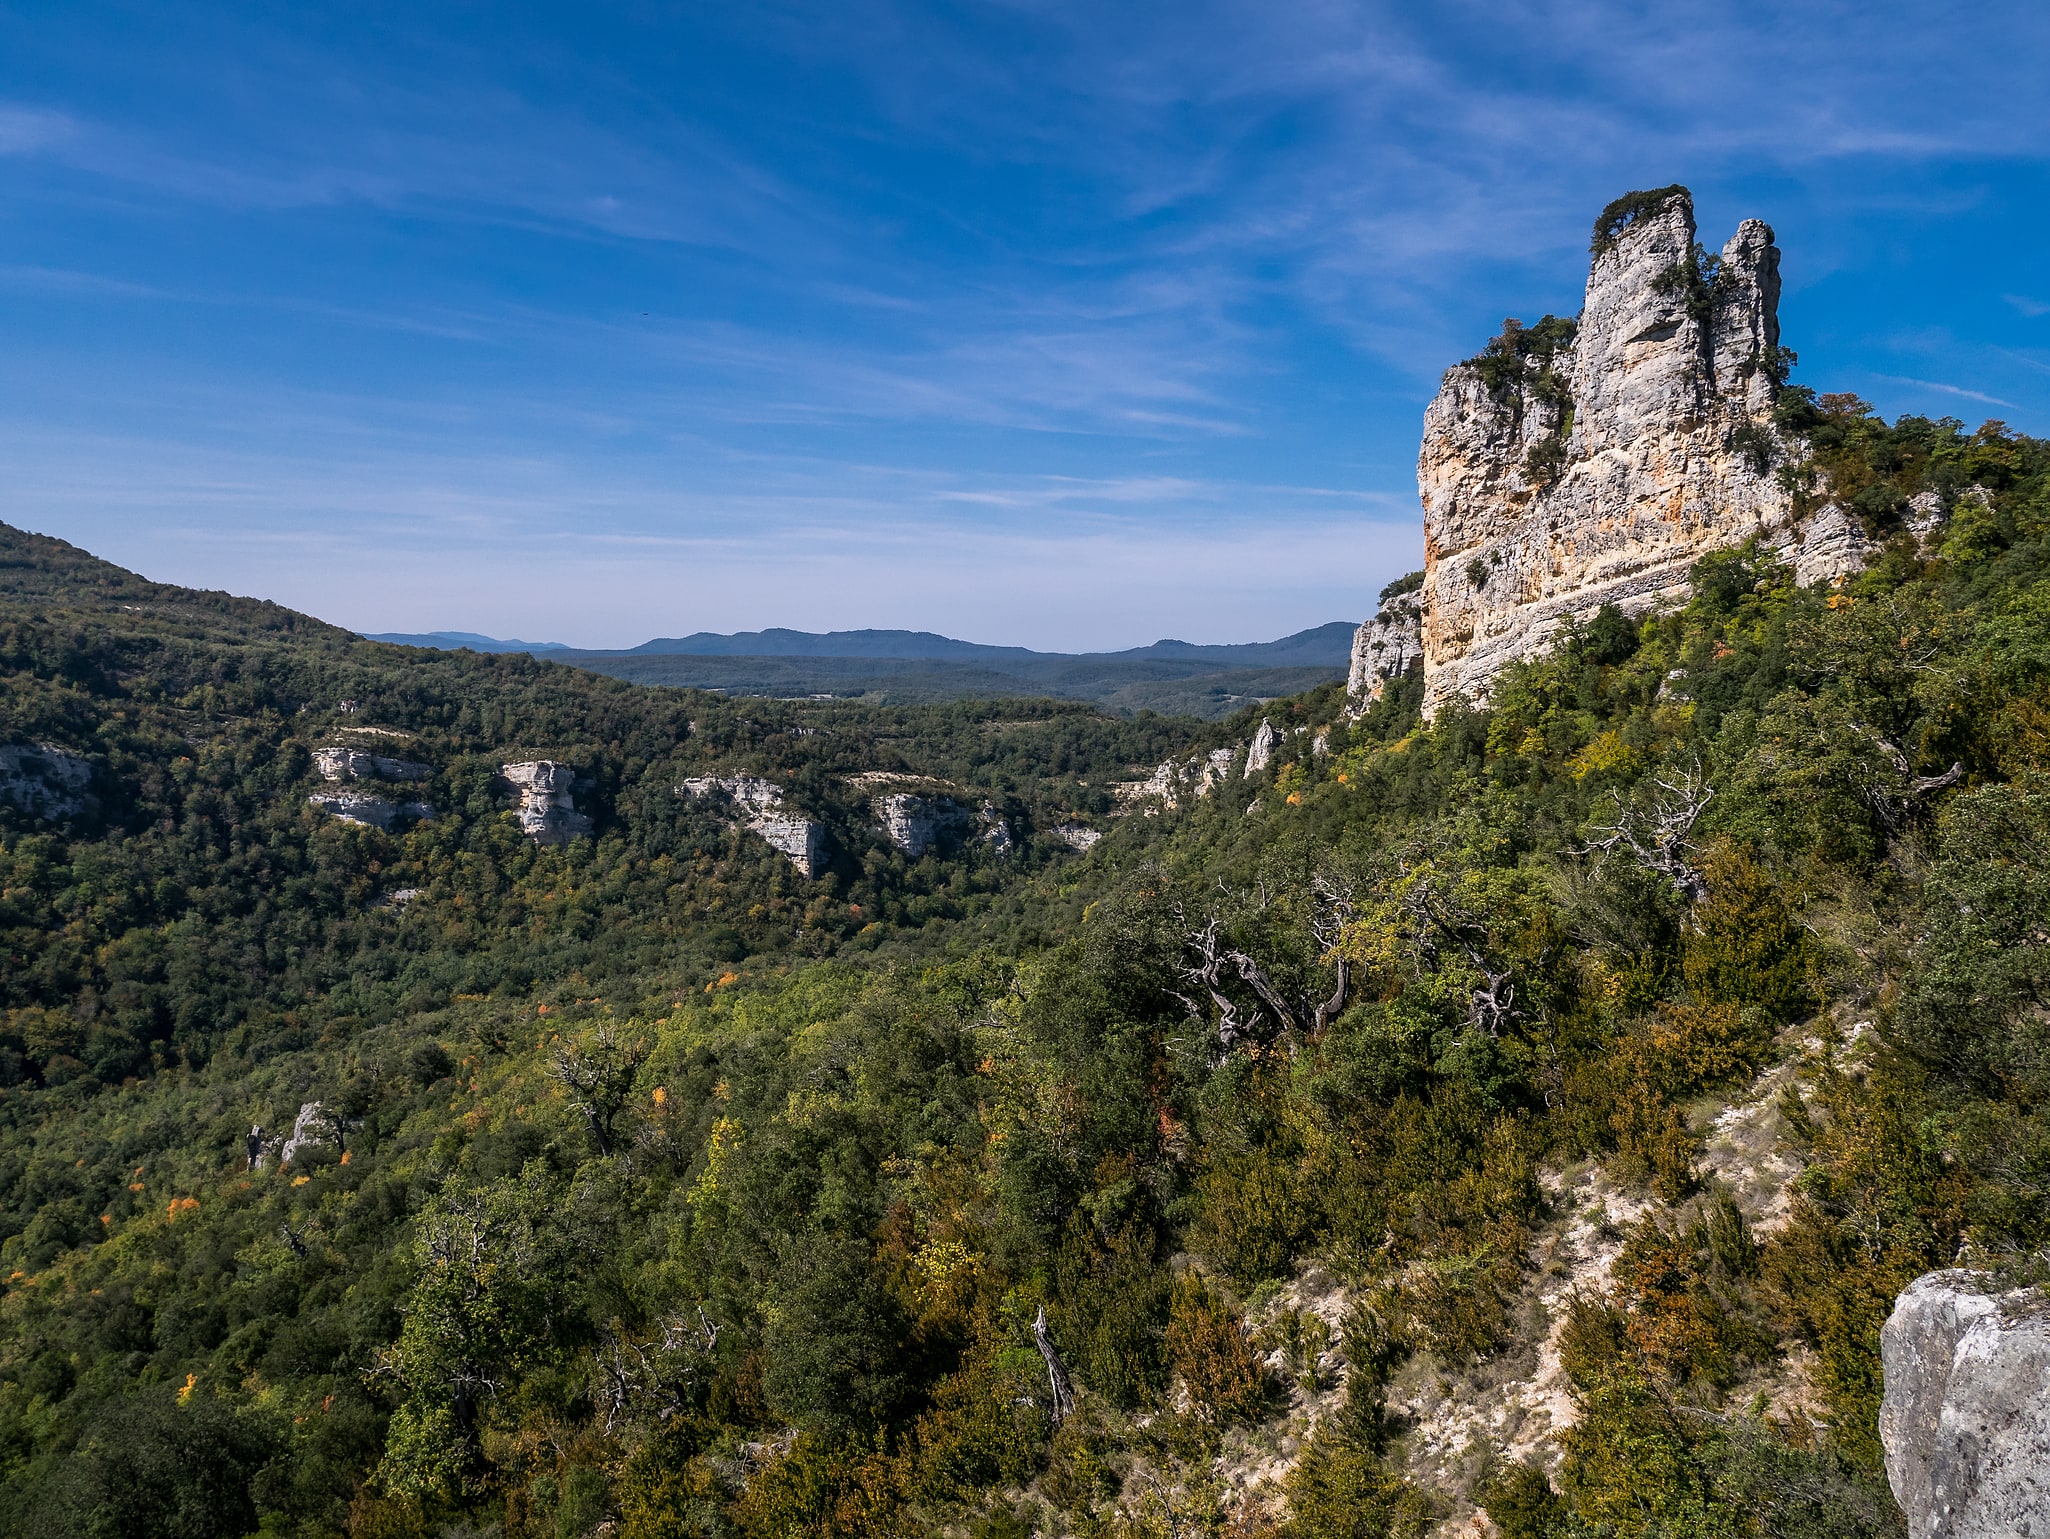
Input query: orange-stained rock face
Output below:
<box><xmin>1417</xmin><ymin>189</ymin><xmax>1795</xmax><ymax>713</ymax></box>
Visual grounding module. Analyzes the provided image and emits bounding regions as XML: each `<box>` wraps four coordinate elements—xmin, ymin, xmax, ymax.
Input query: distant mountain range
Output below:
<box><xmin>364</xmin><ymin>622</ymin><xmax>1360</xmax><ymax>719</ymax></box>
<box><xmin>366</xmin><ymin>630</ymin><xmax>573</xmax><ymax>653</ymax></box>
<box><xmin>367</xmin><ymin>622</ymin><xmax>1355</xmax><ymax>666</ymax></box>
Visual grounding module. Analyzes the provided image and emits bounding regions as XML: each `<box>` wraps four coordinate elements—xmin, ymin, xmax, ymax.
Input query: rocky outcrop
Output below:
<box><xmin>502</xmin><ymin>761</ymin><xmax>592</xmax><ymax>845</ymax></box>
<box><xmin>0</xmin><ymin>744</ymin><xmax>92</xmax><ymax>820</ymax></box>
<box><xmin>874</xmin><ymin>793</ymin><xmax>970</xmax><ymax>858</ymax></box>
<box><xmin>1119</xmin><ymin>733</ymin><xmax>1290</xmax><ymax>813</ymax></box>
<box><xmin>1418</xmin><ymin>187</ymin><xmax>1807</xmax><ymax>712</ymax></box>
<box><xmin>1244</xmin><ymin>720</ymin><xmax>1280</xmax><ymax>776</ymax></box>
<box><xmin>1785</xmin><ymin>503</ymin><xmax>1873</xmax><ymax>589</ymax></box>
<box><xmin>678</xmin><ymin>775</ymin><xmax>827</xmax><ymax>877</ymax></box>
<box><xmin>1052</xmin><ymin>822</ymin><xmax>1101</xmax><ymax>852</ymax></box>
<box><xmin>1881</xmin><ymin>1271</ymin><xmax>2050</xmax><ymax>1538</ymax></box>
<box><xmin>307</xmin><ymin>792</ymin><xmax>434</xmax><ymax>830</ymax></box>
<box><xmin>1346</xmin><ymin>577</ymin><xmax>1424</xmax><ymax>714</ymax></box>
<box><xmin>314</xmin><ymin>746</ymin><xmax>431</xmax><ymax>783</ymax></box>
<box><xmin>980</xmin><ymin>804</ymin><xmax>1015</xmax><ymax>855</ymax></box>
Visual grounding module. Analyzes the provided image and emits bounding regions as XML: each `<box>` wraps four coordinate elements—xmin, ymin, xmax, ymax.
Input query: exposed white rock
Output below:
<box><xmin>753</xmin><ymin>814</ymin><xmax>827</xmax><ymax>878</ymax></box>
<box><xmin>1419</xmin><ymin>190</ymin><xmax>1796</xmax><ymax>713</ymax></box>
<box><xmin>1908</xmin><ymin>489</ymin><xmax>1947</xmax><ymax>538</ymax></box>
<box><xmin>270</xmin><ymin>1101</ymin><xmax>330</xmax><ymax>1167</ymax></box>
<box><xmin>1115</xmin><ymin>759</ymin><xmax>1189</xmax><ymax>813</ymax></box>
<box><xmin>980</xmin><ymin>803</ymin><xmax>1014</xmax><ymax>855</ymax></box>
<box><xmin>1118</xmin><ymin>744</ymin><xmax>1252</xmax><ymax>813</ymax></box>
<box><xmin>314</xmin><ymin>746</ymin><xmax>432</xmax><ymax>783</ymax></box>
<box><xmin>1882</xmin><ymin>1271</ymin><xmax>2050</xmax><ymax>1538</ymax></box>
<box><xmin>1052</xmin><ymin>821</ymin><xmax>1101</xmax><ymax>851</ymax></box>
<box><xmin>1346</xmin><ymin>581</ymin><xmax>1424</xmax><ymax>714</ymax></box>
<box><xmin>1781</xmin><ymin>502</ymin><xmax>1874</xmax><ymax>589</ymax></box>
<box><xmin>1244</xmin><ymin>719</ymin><xmax>1280</xmax><ymax>776</ymax></box>
<box><xmin>874</xmin><ymin>793</ymin><xmax>969</xmax><ymax>858</ymax></box>
<box><xmin>679</xmin><ymin>773</ymin><xmax>785</xmax><ymax>814</ymax></box>
<box><xmin>307</xmin><ymin>792</ymin><xmax>434</xmax><ymax>830</ymax></box>
<box><xmin>502</xmin><ymin>760</ymin><xmax>592</xmax><ymax>845</ymax></box>
<box><xmin>0</xmin><ymin>744</ymin><xmax>92</xmax><ymax>820</ymax></box>
<box><xmin>678</xmin><ymin>775</ymin><xmax>827</xmax><ymax>877</ymax></box>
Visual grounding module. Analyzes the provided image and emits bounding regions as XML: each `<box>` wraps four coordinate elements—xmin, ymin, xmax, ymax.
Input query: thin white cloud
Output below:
<box><xmin>1871</xmin><ymin>374</ymin><xmax>2018</xmax><ymax>409</ymax></box>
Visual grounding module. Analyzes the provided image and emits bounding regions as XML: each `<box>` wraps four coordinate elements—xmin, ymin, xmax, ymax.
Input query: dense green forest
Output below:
<box><xmin>0</xmin><ymin>393</ymin><xmax>2047</xmax><ymax>1538</ymax></box>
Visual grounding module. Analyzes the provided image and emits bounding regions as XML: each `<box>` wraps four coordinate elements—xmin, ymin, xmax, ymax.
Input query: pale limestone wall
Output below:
<box><xmin>1419</xmin><ymin>190</ymin><xmax>1798</xmax><ymax>712</ymax></box>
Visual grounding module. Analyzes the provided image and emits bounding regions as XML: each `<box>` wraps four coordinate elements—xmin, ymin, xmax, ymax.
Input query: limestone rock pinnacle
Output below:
<box><xmin>1418</xmin><ymin>186</ymin><xmax>1797</xmax><ymax>712</ymax></box>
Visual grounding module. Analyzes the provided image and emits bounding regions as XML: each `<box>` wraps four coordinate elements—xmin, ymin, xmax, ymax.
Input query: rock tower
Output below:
<box><xmin>1412</xmin><ymin>186</ymin><xmax>1797</xmax><ymax>712</ymax></box>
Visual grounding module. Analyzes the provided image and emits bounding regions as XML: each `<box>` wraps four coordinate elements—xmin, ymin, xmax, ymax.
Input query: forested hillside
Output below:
<box><xmin>0</xmin><ymin>397</ymin><xmax>2047</xmax><ymax>1539</ymax></box>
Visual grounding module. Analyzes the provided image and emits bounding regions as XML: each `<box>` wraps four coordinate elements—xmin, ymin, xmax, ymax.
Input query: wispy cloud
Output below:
<box><xmin>1872</xmin><ymin>374</ymin><xmax>2018</xmax><ymax>409</ymax></box>
<box><xmin>0</xmin><ymin>0</ymin><xmax>2045</xmax><ymax>642</ymax></box>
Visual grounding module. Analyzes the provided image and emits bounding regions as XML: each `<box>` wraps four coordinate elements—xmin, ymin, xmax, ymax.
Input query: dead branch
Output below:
<box><xmin>1396</xmin><ymin>871</ymin><xmax>1522</xmax><ymax>1037</ymax></box>
<box><xmin>1032</xmin><ymin>1306</ymin><xmax>1076</xmax><ymax>1425</ymax></box>
<box><xmin>1575</xmin><ymin>761</ymin><xmax>1715</xmax><ymax>903</ymax></box>
<box><xmin>549</xmin><ymin>1023</ymin><xmax>651</xmax><ymax>1156</ymax></box>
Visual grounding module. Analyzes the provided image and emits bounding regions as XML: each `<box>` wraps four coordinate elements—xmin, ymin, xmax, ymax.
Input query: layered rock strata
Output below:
<box><xmin>678</xmin><ymin>774</ymin><xmax>827</xmax><ymax>878</ymax></box>
<box><xmin>1418</xmin><ymin>188</ymin><xmax>1800</xmax><ymax>712</ymax></box>
<box><xmin>1881</xmin><ymin>1271</ymin><xmax>2050</xmax><ymax>1538</ymax></box>
<box><xmin>501</xmin><ymin>761</ymin><xmax>592</xmax><ymax>845</ymax></box>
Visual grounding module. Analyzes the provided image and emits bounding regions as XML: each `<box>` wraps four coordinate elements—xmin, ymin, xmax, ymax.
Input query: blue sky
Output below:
<box><xmin>4</xmin><ymin>1</ymin><xmax>2048</xmax><ymax>649</ymax></box>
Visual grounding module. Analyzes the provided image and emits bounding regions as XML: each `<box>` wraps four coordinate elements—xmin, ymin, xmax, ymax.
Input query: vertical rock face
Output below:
<box><xmin>751</xmin><ymin>814</ymin><xmax>828</xmax><ymax>878</ymax></box>
<box><xmin>677</xmin><ymin>775</ymin><xmax>827</xmax><ymax>877</ymax></box>
<box><xmin>0</xmin><ymin>744</ymin><xmax>92</xmax><ymax>820</ymax></box>
<box><xmin>1244</xmin><ymin>720</ymin><xmax>1280</xmax><ymax>775</ymax></box>
<box><xmin>874</xmin><ymin>793</ymin><xmax>970</xmax><ymax>858</ymax></box>
<box><xmin>501</xmin><ymin>761</ymin><xmax>592</xmax><ymax>845</ymax></box>
<box><xmin>1881</xmin><ymin>1271</ymin><xmax>2050</xmax><ymax>1538</ymax></box>
<box><xmin>1345</xmin><ymin>578</ymin><xmax>1424</xmax><ymax>715</ymax></box>
<box><xmin>1419</xmin><ymin>187</ymin><xmax>1797</xmax><ymax>712</ymax></box>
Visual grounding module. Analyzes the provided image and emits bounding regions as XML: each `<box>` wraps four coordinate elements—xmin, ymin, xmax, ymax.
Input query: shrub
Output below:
<box><xmin>1165</xmin><ymin>1273</ymin><xmax>1269</xmax><ymax>1426</ymax></box>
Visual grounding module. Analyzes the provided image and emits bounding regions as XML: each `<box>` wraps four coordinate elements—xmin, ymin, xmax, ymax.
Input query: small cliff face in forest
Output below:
<box><xmin>1415</xmin><ymin>187</ymin><xmax>1797</xmax><ymax>712</ymax></box>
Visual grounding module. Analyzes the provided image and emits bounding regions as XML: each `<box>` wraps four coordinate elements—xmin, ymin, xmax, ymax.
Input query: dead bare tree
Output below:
<box><xmin>593</xmin><ymin>1306</ymin><xmax>722</xmax><ymax>1434</ymax></box>
<box><xmin>1031</xmin><ymin>1306</ymin><xmax>1076</xmax><ymax>1426</ymax></box>
<box><xmin>1308</xmin><ymin>875</ymin><xmax>1354</xmax><ymax>1034</ymax></box>
<box><xmin>549</xmin><ymin>1024</ymin><xmax>651</xmax><ymax>1156</ymax></box>
<box><xmin>1575</xmin><ymin>761</ymin><xmax>1717</xmax><ymax>903</ymax></box>
<box><xmin>1172</xmin><ymin>915</ymin><xmax>1266</xmax><ymax>1047</ymax></box>
<box><xmin>1848</xmin><ymin>723</ymin><xmax>1963</xmax><ymax>831</ymax></box>
<box><xmin>1172</xmin><ymin>878</ymin><xmax>1356</xmax><ymax>1049</ymax></box>
<box><xmin>1395</xmin><ymin>870</ymin><xmax>1523</xmax><ymax>1038</ymax></box>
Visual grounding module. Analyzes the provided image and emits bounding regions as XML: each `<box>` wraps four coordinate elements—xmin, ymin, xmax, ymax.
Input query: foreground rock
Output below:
<box><xmin>679</xmin><ymin>775</ymin><xmax>828</xmax><ymax>878</ymax></box>
<box><xmin>1881</xmin><ymin>1270</ymin><xmax>2050</xmax><ymax>1538</ymax></box>
<box><xmin>501</xmin><ymin>761</ymin><xmax>592</xmax><ymax>845</ymax></box>
<box><xmin>1417</xmin><ymin>187</ymin><xmax>1803</xmax><ymax>712</ymax></box>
